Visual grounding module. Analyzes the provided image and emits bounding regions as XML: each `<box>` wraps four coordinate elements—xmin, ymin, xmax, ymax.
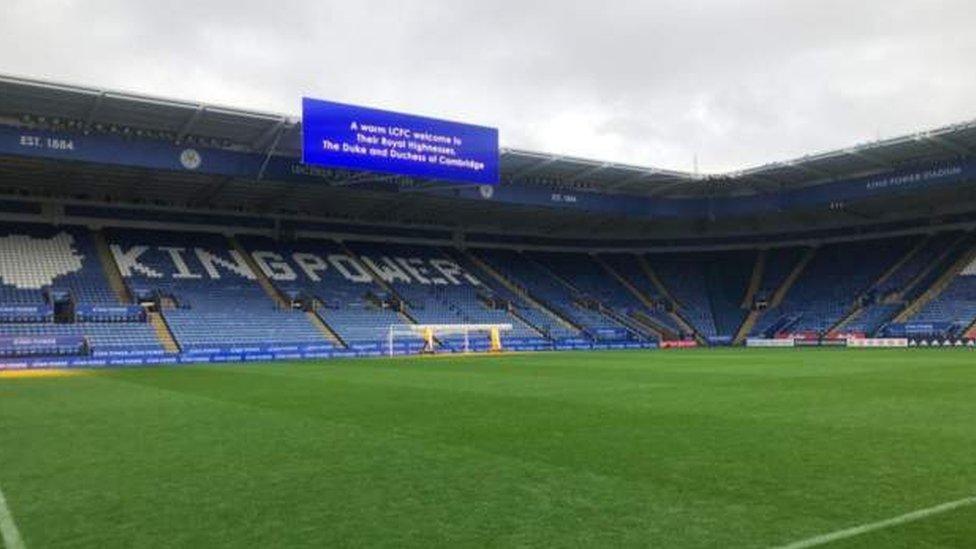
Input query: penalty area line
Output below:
<box><xmin>0</xmin><ymin>483</ymin><xmax>25</xmax><ymax>549</ymax></box>
<box><xmin>774</xmin><ymin>495</ymin><xmax>976</xmax><ymax>549</ymax></box>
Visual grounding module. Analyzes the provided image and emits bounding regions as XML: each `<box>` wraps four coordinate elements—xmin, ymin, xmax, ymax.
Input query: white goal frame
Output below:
<box><xmin>387</xmin><ymin>323</ymin><xmax>513</xmax><ymax>356</ymax></box>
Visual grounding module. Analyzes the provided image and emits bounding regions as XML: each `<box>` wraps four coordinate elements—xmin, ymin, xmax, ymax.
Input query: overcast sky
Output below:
<box><xmin>1</xmin><ymin>0</ymin><xmax>975</xmax><ymax>172</ymax></box>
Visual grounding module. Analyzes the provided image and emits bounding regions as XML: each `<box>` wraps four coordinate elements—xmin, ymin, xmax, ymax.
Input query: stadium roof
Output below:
<box><xmin>3</xmin><ymin>73</ymin><xmax>975</xmax><ymax>199</ymax></box>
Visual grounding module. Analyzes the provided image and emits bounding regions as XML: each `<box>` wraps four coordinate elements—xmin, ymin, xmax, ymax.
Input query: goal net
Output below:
<box><xmin>387</xmin><ymin>323</ymin><xmax>513</xmax><ymax>356</ymax></box>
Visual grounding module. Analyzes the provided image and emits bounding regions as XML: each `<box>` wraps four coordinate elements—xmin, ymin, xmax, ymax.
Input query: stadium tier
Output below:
<box><xmin>754</xmin><ymin>247</ymin><xmax>805</xmax><ymax>304</ymax></box>
<box><xmin>345</xmin><ymin>242</ymin><xmax>548</xmax><ymax>348</ymax></box>
<box><xmin>523</xmin><ymin>251</ymin><xmax>658</xmax><ymax>341</ymax></box>
<box><xmin>645</xmin><ymin>254</ymin><xmax>719</xmax><ymax>339</ymax></box>
<box><xmin>1</xmin><ymin>219</ymin><xmax>975</xmax><ymax>362</ymax></box>
<box><xmin>105</xmin><ymin>228</ymin><xmax>332</xmax><ymax>356</ymax></box>
<box><xmin>0</xmin><ymin>223</ymin><xmax>117</xmax><ymax>305</ymax></box>
<box><xmin>751</xmin><ymin>238</ymin><xmax>918</xmax><ymax>338</ymax></box>
<box><xmin>0</xmin><ymin>222</ymin><xmax>163</xmax><ymax>358</ymax></box>
<box><xmin>471</xmin><ymin>248</ymin><xmax>635</xmax><ymax>342</ymax></box>
<box><xmin>236</xmin><ymin>234</ymin><xmax>405</xmax><ymax>349</ymax></box>
<box><xmin>903</xmin><ymin>248</ymin><xmax>976</xmax><ymax>337</ymax></box>
<box><xmin>443</xmin><ymin>248</ymin><xmax>581</xmax><ymax>341</ymax></box>
<box><xmin>646</xmin><ymin>251</ymin><xmax>753</xmax><ymax>344</ymax></box>
<box><xmin>596</xmin><ymin>253</ymin><xmax>684</xmax><ymax>336</ymax></box>
<box><xmin>842</xmin><ymin>232</ymin><xmax>963</xmax><ymax>335</ymax></box>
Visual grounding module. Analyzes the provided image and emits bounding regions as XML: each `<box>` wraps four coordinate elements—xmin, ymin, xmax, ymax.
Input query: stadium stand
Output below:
<box><xmin>525</xmin><ymin>251</ymin><xmax>658</xmax><ymax>340</ymax></box>
<box><xmin>0</xmin><ymin>223</ymin><xmax>117</xmax><ymax>305</ymax></box>
<box><xmin>3</xmin><ymin>76</ymin><xmax>976</xmax><ymax>365</ymax></box>
<box><xmin>445</xmin><ymin>248</ymin><xmax>577</xmax><ymax>341</ymax></box>
<box><xmin>752</xmin><ymin>238</ymin><xmax>916</xmax><ymax>337</ymax></box>
<box><xmin>753</xmin><ymin>247</ymin><xmax>805</xmax><ymax>307</ymax></box>
<box><xmin>636</xmin><ymin>251</ymin><xmax>752</xmax><ymax>344</ymax></box>
<box><xmin>838</xmin><ymin>233</ymin><xmax>951</xmax><ymax>335</ymax></box>
<box><xmin>237</xmin><ymin>235</ymin><xmax>402</xmax><ymax>349</ymax></box>
<box><xmin>2</xmin><ymin>222</ymin><xmax>976</xmax><ymax>360</ymax></box>
<box><xmin>0</xmin><ymin>323</ymin><xmax>162</xmax><ymax>357</ymax></box>
<box><xmin>105</xmin><ymin>228</ymin><xmax>330</xmax><ymax>354</ymax></box>
<box><xmin>645</xmin><ymin>254</ymin><xmax>719</xmax><ymax>340</ymax></box>
<box><xmin>0</xmin><ymin>223</ymin><xmax>164</xmax><ymax>357</ymax></box>
<box><xmin>345</xmin><ymin>242</ymin><xmax>549</xmax><ymax>349</ymax></box>
<box><xmin>596</xmin><ymin>254</ymin><xmax>683</xmax><ymax>336</ymax></box>
<box><xmin>702</xmin><ymin>251</ymin><xmax>753</xmax><ymax>342</ymax></box>
<box><xmin>903</xmin><ymin>238</ymin><xmax>976</xmax><ymax>335</ymax></box>
<box><xmin>472</xmin><ymin>248</ymin><xmax>634</xmax><ymax>341</ymax></box>
<box><xmin>3</xmin><ymin>219</ymin><xmax>975</xmax><ymax>361</ymax></box>
<box><xmin>841</xmin><ymin>303</ymin><xmax>903</xmax><ymax>336</ymax></box>
<box><xmin>886</xmin><ymin>233</ymin><xmax>967</xmax><ymax>305</ymax></box>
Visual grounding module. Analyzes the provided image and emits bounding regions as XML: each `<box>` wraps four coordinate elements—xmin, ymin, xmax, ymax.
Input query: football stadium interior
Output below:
<box><xmin>1</xmin><ymin>74</ymin><xmax>975</xmax><ymax>364</ymax></box>
<box><xmin>2</xmin><ymin>73</ymin><xmax>976</xmax><ymax>547</ymax></box>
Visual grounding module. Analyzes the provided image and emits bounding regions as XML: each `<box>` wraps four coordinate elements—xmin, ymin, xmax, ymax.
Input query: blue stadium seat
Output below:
<box><xmin>239</xmin><ymin>235</ymin><xmax>405</xmax><ymax>347</ymax></box>
<box><xmin>752</xmin><ymin>239</ymin><xmax>915</xmax><ymax>337</ymax></box>
<box><xmin>473</xmin><ymin>248</ymin><xmax>637</xmax><ymax>341</ymax></box>
<box><xmin>107</xmin><ymin>228</ymin><xmax>329</xmax><ymax>353</ymax></box>
<box><xmin>909</xmin><ymin>254</ymin><xmax>976</xmax><ymax>332</ymax></box>
<box><xmin>346</xmin><ymin>242</ymin><xmax>549</xmax><ymax>347</ymax></box>
<box><xmin>0</xmin><ymin>223</ymin><xmax>164</xmax><ymax>356</ymax></box>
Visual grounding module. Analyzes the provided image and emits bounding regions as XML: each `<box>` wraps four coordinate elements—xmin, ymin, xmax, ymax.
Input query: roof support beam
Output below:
<box><xmin>82</xmin><ymin>92</ymin><xmax>106</xmax><ymax>133</ymax></box>
<box><xmin>175</xmin><ymin>106</ymin><xmax>206</xmax><ymax>144</ymax></box>
<box><xmin>255</xmin><ymin>120</ymin><xmax>287</xmax><ymax>181</ymax></box>
<box><xmin>252</xmin><ymin>117</ymin><xmax>289</xmax><ymax>151</ymax></box>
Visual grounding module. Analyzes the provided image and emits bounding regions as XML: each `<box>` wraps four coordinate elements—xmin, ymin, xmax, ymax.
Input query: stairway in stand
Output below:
<box><xmin>147</xmin><ymin>311</ymin><xmax>180</xmax><ymax>353</ymax></box>
<box><xmin>227</xmin><ymin>236</ymin><xmax>288</xmax><ymax>308</ymax></box>
<box><xmin>93</xmin><ymin>229</ymin><xmax>132</xmax><ymax>303</ymax></box>
<box><xmin>463</xmin><ymin>250</ymin><xmax>582</xmax><ymax>335</ymax></box>
<box><xmin>893</xmin><ymin>236</ymin><xmax>976</xmax><ymax>323</ymax></box>
<box><xmin>732</xmin><ymin>250</ymin><xmax>766</xmax><ymax>345</ymax></box>
<box><xmin>636</xmin><ymin>255</ymin><xmax>706</xmax><ymax>345</ymax></box>
<box><xmin>307</xmin><ymin>309</ymin><xmax>347</xmax><ymax>349</ymax></box>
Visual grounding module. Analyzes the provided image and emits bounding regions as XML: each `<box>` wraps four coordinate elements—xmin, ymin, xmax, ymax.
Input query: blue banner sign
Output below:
<box><xmin>0</xmin><ymin>305</ymin><xmax>53</xmax><ymax>322</ymax></box>
<box><xmin>0</xmin><ymin>305</ymin><xmax>52</xmax><ymax>314</ymax></box>
<box><xmin>301</xmin><ymin>98</ymin><xmax>499</xmax><ymax>184</ymax></box>
<box><xmin>885</xmin><ymin>322</ymin><xmax>954</xmax><ymax>336</ymax></box>
<box><xmin>0</xmin><ymin>342</ymin><xmax>659</xmax><ymax>370</ymax></box>
<box><xmin>0</xmin><ymin>336</ymin><xmax>86</xmax><ymax>356</ymax></box>
<box><xmin>75</xmin><ymin>305</ymin><xmax>145</xmax><ymax>322</ymax></box>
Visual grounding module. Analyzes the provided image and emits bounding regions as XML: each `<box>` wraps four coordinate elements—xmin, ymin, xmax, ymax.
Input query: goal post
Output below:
<box><xmin>387</xmin><ymin>323</ymin><xmax>513</xmax><ymax>356</ymax></box>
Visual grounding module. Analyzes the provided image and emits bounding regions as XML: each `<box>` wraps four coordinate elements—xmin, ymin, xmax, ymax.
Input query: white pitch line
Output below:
<box><xmin>0</xmin><ymin>484</ymin><xmax>25</xmax><ymax>549</ymax></box>
<box><xmin>775</xmin><ymin>495</ymin><xmax>976</xmax><ymax>549</ymax></box>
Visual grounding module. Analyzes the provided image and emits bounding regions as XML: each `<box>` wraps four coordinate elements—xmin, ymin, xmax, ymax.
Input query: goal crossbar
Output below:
<box><xmin>387</xmin><ymin>323</ymin><xmax>513</xmax><ymax>356</ymax></box>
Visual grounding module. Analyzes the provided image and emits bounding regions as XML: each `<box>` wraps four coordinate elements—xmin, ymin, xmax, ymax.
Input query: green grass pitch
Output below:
<box><xmin>1</xmin><ymin>349</ymin><xmax>975</xmax><ymax>548</ymax></box>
